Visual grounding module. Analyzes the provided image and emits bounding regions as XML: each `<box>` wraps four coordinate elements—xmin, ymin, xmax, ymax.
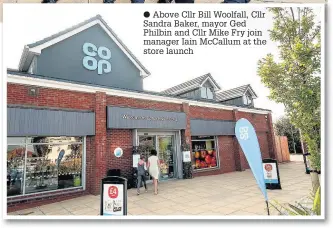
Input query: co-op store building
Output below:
<box><xmin>6</xmin><ymin>15</ymin><xmax>277</xmax><ymax>211</ymax></box>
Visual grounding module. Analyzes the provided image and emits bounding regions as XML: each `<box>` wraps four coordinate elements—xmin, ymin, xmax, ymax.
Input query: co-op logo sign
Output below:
<box><xmin>82</xmin><ymin>42</ymin><xmax>111</xmax><ymax>75</ymax></box>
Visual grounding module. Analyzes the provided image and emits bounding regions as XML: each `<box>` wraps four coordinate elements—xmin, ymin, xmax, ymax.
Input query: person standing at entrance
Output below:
<box><xmin>137</xmin><ymin>154</ymin><xmax>148</xmax><ymax>195</ymax></box>
<box><xmin>147</xmin><ymin>149</ymin><xmax>160</xmax><ymax>195</ymax></box>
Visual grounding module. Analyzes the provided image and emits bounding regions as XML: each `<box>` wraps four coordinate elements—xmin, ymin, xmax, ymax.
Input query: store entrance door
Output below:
<box><xmin>138</xmin><ymin>135</ymin><xmax>155</xmax><ymax>182</ymax></box>
<box><xmin>138</xmin><ymin>133</ymin><xmax>177</xmax><ymax>182</ymax></box>
<box><xmin>157</xmin><ymin>135</ymin><xmax>176</xmax><ymax>181</ymax></box>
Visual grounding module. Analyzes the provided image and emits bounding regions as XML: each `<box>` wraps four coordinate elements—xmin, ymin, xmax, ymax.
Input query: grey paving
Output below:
<box><xmin>8</xmin><ymin>158</ymin><xmax>315</xmax><ymax>216</ymax></box>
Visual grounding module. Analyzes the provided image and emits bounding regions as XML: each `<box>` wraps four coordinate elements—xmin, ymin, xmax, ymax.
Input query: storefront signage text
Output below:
<box><xmin>83</xmin><ymin>42</ymin><xmax>112</xmax><ymax>75</ymax></box>
<box><xmin>122</xmin><ymin>114</ymin><xmax>178</xmax><ymax>122</ymax></box>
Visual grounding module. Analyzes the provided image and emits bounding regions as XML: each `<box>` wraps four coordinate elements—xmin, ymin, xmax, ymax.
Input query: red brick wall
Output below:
<box><xmin>85</xmin><ymin>136</ymin><xmax>96</xmax><ymax>194</ymax></box>
<box><xmin>237</xmin><ymin>111</ymin><xmax>269</xmax><ymax>132</ymax></box>
<box><xmin>7</xmin><ymin>189</ymin><xmax>87</xmax><ymax>213</ymax></box>
<box><xmin>7</xmin><ymin>84</ymin><xmax>95</xmax><ymax>111</ymax></box>
<box><xmin>267</xmin><ymin>113</ymin><xmax>278</xmax><ymax>159</ymax></box>
<box><xmin>106</xmin><ymin>129</ymin><xmax>133</xmax><ymax>179</ymax></box>
<box><xmin>219</xmin><ymin>136</ymin><xmax>237</xmax><ymax>173</ymax></box>
<box><xmin>92</xmin><ymin>92</ymin><xmax>107</xmax><ymax>195</ymax></box>
<box><xmin>257</xmin><ymin>133</ymin><xmax>270</xmax><ymax>159</ymax></box>
<box><xmin>181</xmin><ymin>103</ymin><xmax>192</xmax><ymax>146</ymax></box>
<box><xmin>240</xmin><ymin>149</ymin><xmax>250</xmax><ymax>169</ymax></box>
<box><xmin>107</xmin><ymin>95</ymin><xmax>182</xmax><ymax>112</ymax></box>
<box><xmin>189</xmin><ymin>106</ymin><xmax>234</xmax><ymax>120</ymax></box>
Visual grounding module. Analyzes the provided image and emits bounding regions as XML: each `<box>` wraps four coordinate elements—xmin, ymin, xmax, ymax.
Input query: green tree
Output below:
<box><xmin>257</xmin><ymin>7</ymin><xmax>321</xmax><ymax>193</ymax></box>
<box><xmin>274</xmin><ymin>116</ymin><xmax>301</xmax><ymax>154</ymax></box>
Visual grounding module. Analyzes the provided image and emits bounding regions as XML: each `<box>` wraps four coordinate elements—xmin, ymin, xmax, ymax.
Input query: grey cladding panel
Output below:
<box><xmin>179</xmin><ymin>89</ymin><xmax>201</xmax><ymax>100</ymax></box>
<box><xmin>107</xmin><ymin>106</ymin><xmax>186</xmax><ymax>130</ymax></box>
<box><xmin>36</xmin><ymin>24</ymin><xmax>143</xmax><ymax>91</ymax></box>
<box><xmin>8</xmin><ymin>107</ymin><xmax>95</xmax><ymax>136</ymax></box>
<box><xmin>190</xmin><ymin>119</ymin><xmax>235</xmax><ymax>136</ymax></box>
<box><xmin>222</xmin><ymin>97</ymin><xmax>244</xmax><ymax>106</ymax></box>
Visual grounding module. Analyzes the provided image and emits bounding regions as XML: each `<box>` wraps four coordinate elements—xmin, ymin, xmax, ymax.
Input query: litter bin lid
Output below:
<box><xmin>102</xmin><ymin>176</ymin><xmax>127</xmax><ymax>183</ymax></box>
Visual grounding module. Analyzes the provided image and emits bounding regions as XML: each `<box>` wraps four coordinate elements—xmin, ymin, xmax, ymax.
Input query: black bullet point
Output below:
<box><xmin>144</xmin><ymin>12</ymin><xmax>150</xmax><ymax>18</ymax></box>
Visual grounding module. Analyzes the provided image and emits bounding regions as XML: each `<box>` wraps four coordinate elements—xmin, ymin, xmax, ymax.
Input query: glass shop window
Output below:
<box><xmin>191</xmin><ymin>136</ymin><xmax>219</xmax><ymax>171</ymax></box>
<box><xmin>7</xmin><ymin>145</ymin><xmax>25</xmax><ymax>197</ymax></box>
<box><xmin>7</xmin><ymin>137</ymin><xmax>84</xmax><ymax>197</ymax></box>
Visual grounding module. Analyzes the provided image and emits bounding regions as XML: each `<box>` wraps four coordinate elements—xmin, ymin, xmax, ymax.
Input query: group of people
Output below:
<box><xmin>136</xmin><ymin>149</ymin><xmax>160</xmax><ymax>195</ymax></box>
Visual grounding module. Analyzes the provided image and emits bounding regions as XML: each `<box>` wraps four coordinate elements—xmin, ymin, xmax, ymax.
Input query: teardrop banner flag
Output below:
<box><xmin>235</xmin><ymin>118</ymin><xmax>270</xmax><ymax>215</ymax></box>
<box><xmin>57</xmin><ymin>149</ymin><xmax>65</xmax><ymax>167</ymax></box>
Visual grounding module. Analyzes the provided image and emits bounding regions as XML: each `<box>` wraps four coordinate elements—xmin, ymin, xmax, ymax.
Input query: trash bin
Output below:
<box><xmin>107</xmin><ymin>169</ymin><xmax>133</xmax><ymax>189</ymax></box>
<box><xmin>107</xmin><ymin>169</ymin><xmax>121</xmax><ymax>177</ymax></box>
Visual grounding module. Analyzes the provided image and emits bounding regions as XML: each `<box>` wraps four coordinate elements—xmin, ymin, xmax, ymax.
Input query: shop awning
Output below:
<box><xmin>190</xmin><ymin>119</ymin><xmax>235</xmax><ymax>136</ymax></box>
<box><xmin>8</xmin><ymin>107</ymin><xmax>95</xmax><ymax>136</ymax></box>
<box><xmin>107</xmin><ymin>106</ymin><xmax>186</xmax><ymax>130</ymax></box>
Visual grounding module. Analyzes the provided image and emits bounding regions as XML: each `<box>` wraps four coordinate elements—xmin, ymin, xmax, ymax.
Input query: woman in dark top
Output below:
<box><xmin>137</xmin><ymin>154</ymin><xmax>148</xmax><ymax>195</ymax></box>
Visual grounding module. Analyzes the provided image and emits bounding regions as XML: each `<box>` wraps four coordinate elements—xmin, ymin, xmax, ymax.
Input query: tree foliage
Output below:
<box><xmin>274</xmin><ymin>116</ymin><xmax>301</xmax><ymax>154</ymax></box>
<box><xmin>270</xmin><ymin>187</ymin><xmax>321</xmax><ymax>216</ymax></box>
<box><xmin>258</xmin><ymin>8</ymin><xmax>321</xmax><ymax>170</ymax></box>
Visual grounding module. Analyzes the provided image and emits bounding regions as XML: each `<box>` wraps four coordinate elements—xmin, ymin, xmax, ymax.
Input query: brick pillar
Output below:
<box><xmin>180</xmin><ymin>102</ymin><xmax>192</xmax><ymax>179</ymax></box>
<box><xmin>181</xmin><ymin>102</ymin><xmax>191</xmax><ymax>148</ymax></box>
<box><xmin>266</xmin><ymin>113</ymin><xmax>277</xmax><ymax>159</ymax></box>
<box><xmin>92</xmin><ymin>92</ymin><xmax>107</xmax><ymax>195</ymax></box>
<box><xmin>232</xmin><ymin>109</ymin><xmax>246</xmax><ymax>171</ymax></box>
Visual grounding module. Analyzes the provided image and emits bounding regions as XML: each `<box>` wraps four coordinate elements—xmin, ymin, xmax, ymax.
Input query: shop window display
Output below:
<box><xmin>7</xmin><ymin>137</ymin><xmax>83</xmax><ymax>197</ymax></box>
<box><xmin>7</xmin><ymin>145</ymin><xmax>25</xmax><ymax>196</ymax></box>
<box><xmin>191</xmin><ymin>136</ymin><xmax>219</xmax><ymax>170</ymax></box>
<box><xmin>158</xmin><ymin>136</ymin><xmax>174</xmax><ymax>179</ymax></box>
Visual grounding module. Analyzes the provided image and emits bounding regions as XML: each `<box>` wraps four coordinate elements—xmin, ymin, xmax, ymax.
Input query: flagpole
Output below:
<box><xmin>266</xmin><ymin>200</ymin><xmax>270</xmax><ymax>216</ymax></box>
